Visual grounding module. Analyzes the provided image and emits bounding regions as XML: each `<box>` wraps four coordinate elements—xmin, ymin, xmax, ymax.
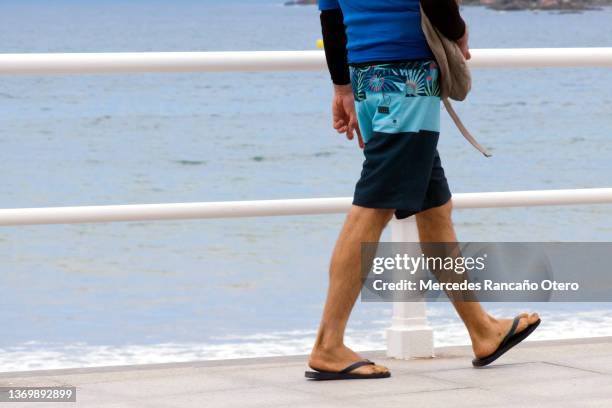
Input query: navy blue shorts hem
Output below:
<box><xmin>352</xmin><ymin>129</ymin><xmax>451</xmax><ymax>220</ymax></box>
<box><xmin>352</xmin><ymin>192</ymin><xmax>452</xmax><ymax>219</ymax></box>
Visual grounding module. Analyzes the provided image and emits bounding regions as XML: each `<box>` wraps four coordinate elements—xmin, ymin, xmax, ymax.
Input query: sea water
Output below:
<box><xmin>1</xmin><ymin>0</ymin><xmax>611</xmax><ymax>371</ymax></box>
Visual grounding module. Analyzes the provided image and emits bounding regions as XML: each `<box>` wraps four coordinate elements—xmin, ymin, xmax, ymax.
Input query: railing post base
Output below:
<box><xmin>386</xmin><ymin>216</ymin><xmax>434</xmax><ymax>359</ymax></box>
<box><xmin>386</xmin><ymin>332</ymin><xmax>434</xmax><ymax>359</ymax></box>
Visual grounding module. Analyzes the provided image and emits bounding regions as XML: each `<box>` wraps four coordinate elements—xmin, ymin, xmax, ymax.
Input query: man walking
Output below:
<box><xmin>306</xmin><ymin>0</ymin><xmax>541</xmax><ymax>380</ymax></box>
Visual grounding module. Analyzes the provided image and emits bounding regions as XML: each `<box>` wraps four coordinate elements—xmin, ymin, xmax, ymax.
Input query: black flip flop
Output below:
<box><xmin>305</xmin><ymin>359</ymin><xmax>391</xmax><ymax>380</ymax></box>
<box><xmin>472</xmin><ymin>315</ymin><xmax>541</xmax><ymax>367</ymax></box>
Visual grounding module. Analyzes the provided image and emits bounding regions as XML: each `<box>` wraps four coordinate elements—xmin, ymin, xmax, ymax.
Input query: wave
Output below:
<box><xmin>2</xmin><ymin>308</ymin><xmax>611</xmax><ymax>373</ymax></box>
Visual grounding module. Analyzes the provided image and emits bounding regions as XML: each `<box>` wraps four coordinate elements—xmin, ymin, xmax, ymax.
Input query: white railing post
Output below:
<box><xmin>386</xmin><ymin>216</ymin><xmax>434</xmax><ymax>359</ymax></box>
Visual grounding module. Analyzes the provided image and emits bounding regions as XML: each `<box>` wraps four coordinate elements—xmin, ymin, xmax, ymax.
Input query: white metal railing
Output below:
<box><xmin>1</xmin><ymin>48</ymin><xmax>612</xmax><ymax>75</ymax></box>
<box><xmin>2</xmin><ymin>48</ymin><xmax>611</xmax><ymax>360</ymax></box>
<box><xmin>1</xmin><ymin>188</ymin><xmax>611</xmax><ymax>226</ymax></box>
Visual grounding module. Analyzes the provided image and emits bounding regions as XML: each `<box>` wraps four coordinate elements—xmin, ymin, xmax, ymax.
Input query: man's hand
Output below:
<box><xmin>332</xmin><ymin>84</ymin><xmax>364</xmax><ymax>149</ymax></box>
<box><xmin>456</xmin><ymin>26</ymin><xmax>471</xmax><ymax>60</ymax></box>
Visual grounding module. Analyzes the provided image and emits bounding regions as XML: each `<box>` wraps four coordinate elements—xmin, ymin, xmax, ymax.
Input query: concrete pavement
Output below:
<box><xmin>1</xmin><ymin>336</ymin><xmax>611</xmax><ymax>407</ymax></box>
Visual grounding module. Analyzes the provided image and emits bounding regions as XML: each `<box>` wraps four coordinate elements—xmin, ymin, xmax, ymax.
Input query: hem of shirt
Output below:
<box><xmin>349</xmin><ymin>55</ymin><xmax>436</xmax><ymax>67</ymax></box>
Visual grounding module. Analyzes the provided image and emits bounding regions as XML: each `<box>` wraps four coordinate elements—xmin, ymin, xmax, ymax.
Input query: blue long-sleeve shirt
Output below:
<box><xmin>318</xmin><ymin>0</ymin><xmax>434</xmax><ymax>64</ymax></box>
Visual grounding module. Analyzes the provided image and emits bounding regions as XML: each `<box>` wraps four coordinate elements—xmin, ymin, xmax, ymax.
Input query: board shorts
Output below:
<box><xmin>350</xmin><ymin>60</ymin><xmax>452</xmax><ymax>219</ymax></box>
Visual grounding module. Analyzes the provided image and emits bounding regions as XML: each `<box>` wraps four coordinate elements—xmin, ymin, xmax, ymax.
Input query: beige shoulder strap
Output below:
<box><xmin>442</xmin><ymin>98</ymin><xmax>492</xmax><ymax>157</ymax></box>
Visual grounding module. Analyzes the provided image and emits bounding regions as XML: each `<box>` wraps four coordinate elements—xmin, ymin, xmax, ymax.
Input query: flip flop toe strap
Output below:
<box><xmin>500</xmin><ymin>315</ymin><xmax>522</xmax><ymax>347</ymax></box>
<box><xmin>340</xmin><ymin>360</ymin><xmax>375</xmax><ymax>374</ymax></box>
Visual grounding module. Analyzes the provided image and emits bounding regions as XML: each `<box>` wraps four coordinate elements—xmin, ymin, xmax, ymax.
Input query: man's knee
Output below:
<box><xmin>348</xmin><ymin>206</ymin><xmax>395</xmax><ymax>229</ymax></box>
<box><xmin>416</xmin><ymin>199</ymin><xmax>453</xmax><ymax>227</ymax></box>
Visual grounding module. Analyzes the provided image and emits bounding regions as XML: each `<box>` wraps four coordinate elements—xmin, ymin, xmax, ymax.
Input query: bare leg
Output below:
<box><xmin>309</xmin><ymin>205</ymin><xmax>394</xmax><ymax>375</ymax></box>
<box><xmin>416</xmin><ymin>200</ymin><xmax>540</xmax><ymax>358</ymax></box>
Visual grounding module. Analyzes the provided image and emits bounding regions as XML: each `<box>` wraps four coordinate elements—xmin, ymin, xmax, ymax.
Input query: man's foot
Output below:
<box><xmin>471</xmin><ymin>312</ymin><xmax>540</xmax><ymax>359</ymax></box>
<box><xmin>309</xmin><ymin>344</ymin><xmax>389</xmax><ymax>376</ymax></box>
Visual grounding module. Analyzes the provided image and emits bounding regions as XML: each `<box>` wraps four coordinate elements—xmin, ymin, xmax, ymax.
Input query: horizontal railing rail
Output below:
<box><xmin>1</xmin><ymin>48</ymin><xmax>612</xmax><ymax>75</ymax></box>
<box><xmin>1</xmin><ymin>188</ymin><xmax>611</xmax><ymax>226</ymax></box>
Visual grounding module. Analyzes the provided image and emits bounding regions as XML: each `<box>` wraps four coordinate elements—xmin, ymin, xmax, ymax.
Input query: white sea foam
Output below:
<box><xmin>2</xmin><ymin>308</ymin><xmax>611</xmax><ymax>373</ymax></box>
